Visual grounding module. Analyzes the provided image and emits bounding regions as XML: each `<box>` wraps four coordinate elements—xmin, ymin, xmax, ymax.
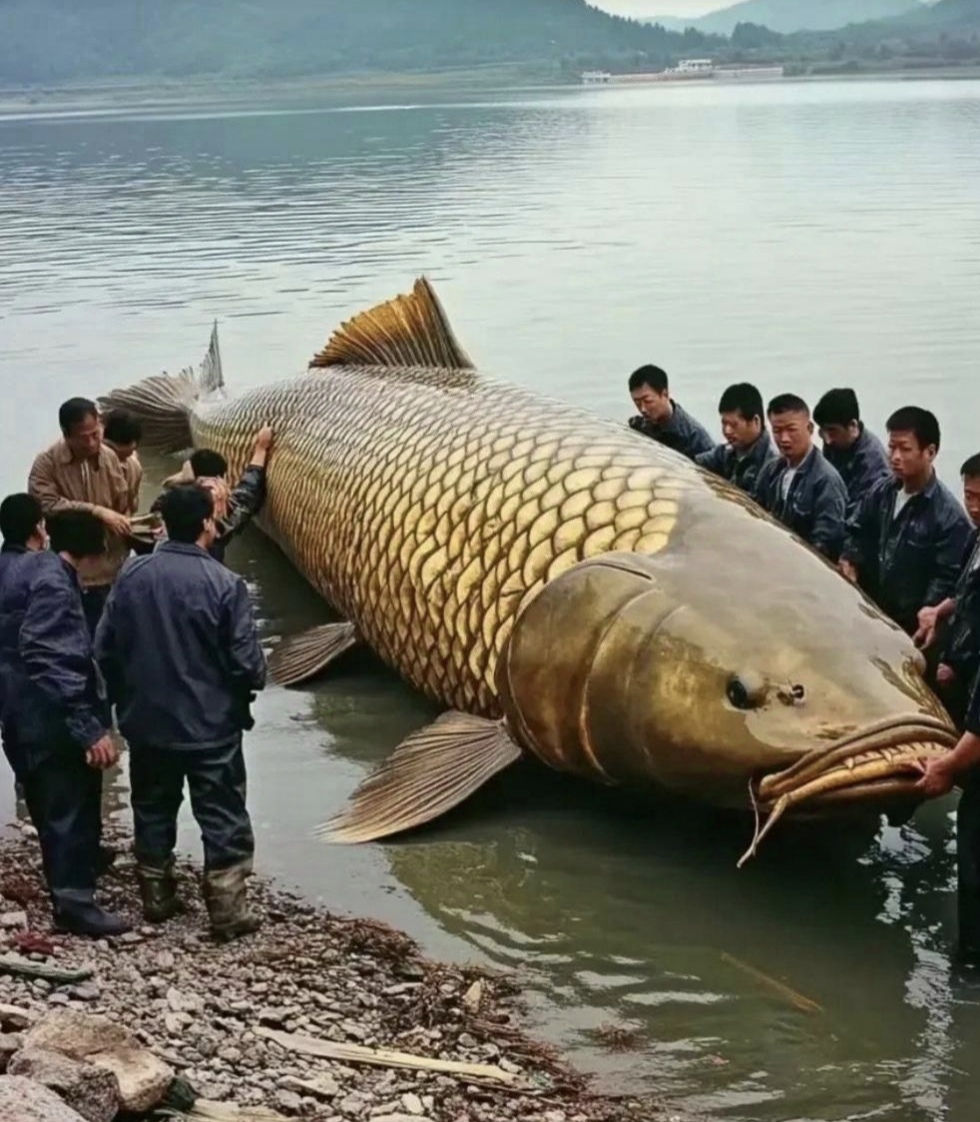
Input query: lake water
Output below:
<box><xmin>2</xmin><ymin>76</ymin><xmax>980</xmax><ymax>1121</ymax></box>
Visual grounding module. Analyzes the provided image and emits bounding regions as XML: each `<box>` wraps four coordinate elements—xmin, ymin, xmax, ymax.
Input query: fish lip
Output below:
<box><xmin>754</xmin><ymin>712</ymin><xmax>958</xmax><ymax>808</ymax></box>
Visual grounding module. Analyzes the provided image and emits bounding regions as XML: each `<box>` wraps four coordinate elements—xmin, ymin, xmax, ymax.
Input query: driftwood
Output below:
<box><xmin>253</xmin><ymin>1025</ymin><xmax>522</xmax><ymax>1086</ymax></box>
<box><xmin>720</xmin><ymin>952</ymin><xmax>823</xmax><ymax>1015</ymax></box>
<box><xmin>0</xmin><ymin>954</ymin><xmax>94</xmax><ymax>984</ymax></box>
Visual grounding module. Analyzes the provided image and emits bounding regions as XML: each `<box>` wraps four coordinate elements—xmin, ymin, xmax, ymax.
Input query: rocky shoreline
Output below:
<box><xmin>0</xmin><ymin>819</ymin><xmax>689</xmax><ymax>1122</ymax></box>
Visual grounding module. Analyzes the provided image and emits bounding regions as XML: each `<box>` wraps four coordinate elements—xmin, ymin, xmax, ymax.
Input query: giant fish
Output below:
<box><xmin>101</xmin><ymin>279</ymin><xmax>957</xmax><ymax>863</ymax></box>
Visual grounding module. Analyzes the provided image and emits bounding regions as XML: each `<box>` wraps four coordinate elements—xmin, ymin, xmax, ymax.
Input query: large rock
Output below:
<box><xmin>7</xmin><ymin>1048</ymin><xmax>117</xmax><ymax>1122</ymax></box>
<box><xmin>22</xmin><ymin>1012</ymin><xmax>174</xmax><ymax>1113</ymax></box>
<box><xmin>90</xmin><ymin>1048</ymin><xmax>174</xmax><ymax>1113</ymax></box>
<box><xmin>0</xmin><ymin>1075</ymin><xmax>89</xmax><ymax>1122</ymax></box>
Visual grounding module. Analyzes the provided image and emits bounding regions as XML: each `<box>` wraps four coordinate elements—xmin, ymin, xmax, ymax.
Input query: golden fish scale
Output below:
<box><xmin>191</xmin><ymin>365</ymin><xmax>703</xmax><ymax>716</ymax></box>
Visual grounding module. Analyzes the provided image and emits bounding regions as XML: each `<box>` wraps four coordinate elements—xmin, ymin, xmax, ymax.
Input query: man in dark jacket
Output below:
<box><xmin>96</xmin><ymin>485</ymin><xmax>267</xmax><ymax>940</ymax></box>
<box><xmin>0</xmin><ymin>494</ymin><xmax>47</xmax><ymax>776</ymax></box>
<box><xmin>150</xmin><ymin>426</ymin><xmax>273</xmax><ymax>564</ymax></box>
<box><xmin>813</xmin><ymin>388</ymin><xmax>891</xmax><ymax>516</ymax></box>
<box><xmin>913</xmin><ymin>454</ymin><xmax>980</xmax><ymax>721</ymax></box>
<box><xmin>0</xmin><ymin>510</ymin><xmax>127</xmax><ymax>937</ymax></box>
<box><xmin>840</xmin><ymin>407</ymin><xmax>971</xmax><ymax>637</ymax></box>
<box><xmin>695</xmin><ymin>382</ymin><xmax>777</xmax><ymax>500</ymax></box>
<box><xmin>627</xmin><ymin>365</ymin><xmax>713</xmax><ymax>462</ymax></box>
<box><xmin>755</xmin><ymin>394</ymin><xmax>848</xmax><ymax>561</ymax></box>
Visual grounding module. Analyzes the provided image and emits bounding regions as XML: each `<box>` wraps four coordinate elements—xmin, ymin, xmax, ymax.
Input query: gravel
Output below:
<box><xmin>0</xmin><ymin>820</ymin><xmax>688</xmax><ymax>1122</ymax></box>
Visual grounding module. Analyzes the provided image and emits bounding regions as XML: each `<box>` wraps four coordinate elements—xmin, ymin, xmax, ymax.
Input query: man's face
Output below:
<box><xmin>888</xmin><ymin>430</ymin><xmax>934</xmax><ymax>484</ymax></box>
<box><xmin>721</xmin><ymin>410</ymin><xmax>761</xmax><ymax>452</ymax></box>
<box><xmin>65</xmin><ymin>413</ymin><xmax>102</xmax><ymax>460</ymax></box>
<box><xmin>631</xmin><ymin>385</ymin><xmax>670</xmax><ymax>424</ymax></box>
<box><xmin>769</xmin><ymin>410</ymin><xmax>813</xmax><ymax>463</ymax></box>
<box><xmin>108</xmin><ymin>440</ymin><xmax>138</xmax><ymax>462</ymax></box>
<box><xmin>963</xmin><ymin>475</ymin><xmax>980</xmax><ymax>527</ymax></box>
<box><xmin>819</xmin><ymin>421</ymin><xmax>859</xmax><ymax>451</ymax></box>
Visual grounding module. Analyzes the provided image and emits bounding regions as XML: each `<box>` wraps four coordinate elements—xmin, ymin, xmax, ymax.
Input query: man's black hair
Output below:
<box><xmin>886</xmin><ymin>406</ymin><xmax>941</xmax><ymax>452</ymax></box>
<box><xmin>628</xmin><ymin>365</ymin><xmax>669</xmax><ymax>395</ymax></box>
<box><xmin>160</xmin><ymin>484</ymin><xmax>215</xmax><ymax>544</ymax></box>
<box><xmin>0</xmin><ymin>493</ymin><xmax>43</xmax><ymax>548</ymax></box>
<box><xmin>767</xmin><ymin>393</ymin><xmax>810</xmax><ymax>417</ymax></box>
<box><xmin>58</xmin><ymin>398</ymin><xmax>99</xmax><ymax>436</ymax></box>
<box><xmin>718</xmin><ymin>383</ymin><xmax>764</xmax><ymax>422</ymax></box>
<box><xmin>189</xmin><ymin>449</ymin><xmax>228</xmax><ymax>479</ymax></box>
<box><xmin>813</xmin><ymin>388</ymin><xmax>860</xmax><ymax>429</ymax></box>
<box><xmin>961</xmin><ymin>453</ymin><xmax>980</xmax><ymax>480</ymax></box>
<box><xmin>103</xmin><ymin>409</ymin><xmax>143</xmax><ymax>446</ymax></box>
<box><xmin>46</xmin><ymin>511</ymin><xmax>106</xmax><ymax>559</ymax></box>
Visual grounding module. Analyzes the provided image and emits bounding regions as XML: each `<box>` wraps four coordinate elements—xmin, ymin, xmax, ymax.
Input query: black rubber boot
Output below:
<box><xmin>202</xmin><ymin>859</ymin><xmax>260</xmax><ymax>942</ymax></box>
<box><xmin>136</xmin><ymin>858</ymin><xmax>184</xmax><ymax>924</ymax></box>
<box><xmin>52</xmin><ymin>890</ymin><xmax>131</xmax><ymax>938</ymax></box>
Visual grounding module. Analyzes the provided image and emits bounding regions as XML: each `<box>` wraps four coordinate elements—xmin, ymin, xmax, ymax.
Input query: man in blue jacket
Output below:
<box><xmin>0</xmin><ymin>494</ymin><xmax>47</xmax><ymax>777</ymax></box>
<box><xmin>840</xmin><ymin>407</ymin><xmax>971</xmax><ymax>637</ymax></box>
<box><xmin>695</xmin><ymin>382</ymin><xmax>777</xmax><ymax>500</ymax></box>
<box><xmin>627</xmin><ymin>365</ymin><xmax>714</xmax><ymax>462</ymax></box>
<box><xmin>96</xmin><ymin>484</ymin><xmax>267</xmax><ymax>941</ymax></box>
<box><xmin>0</xmin><ymin>509</ymin><xmax>128</xmax><ymax>937</ymax></box>
<box><xmin>755</xmin><ymin>394</ymin><xmax>849</xmax><ymax>561</ymax></box>
<box><xmin>813</xmin><ymin>388</ymin><xmax>891</xmax><ymax>516</ymax></box>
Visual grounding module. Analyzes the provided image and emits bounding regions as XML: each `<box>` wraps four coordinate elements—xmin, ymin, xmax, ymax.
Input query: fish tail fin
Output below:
<box><xmin>98</xmin><ymin>321</ymin><xmax>224</xmax><ymax>451</ymax></box>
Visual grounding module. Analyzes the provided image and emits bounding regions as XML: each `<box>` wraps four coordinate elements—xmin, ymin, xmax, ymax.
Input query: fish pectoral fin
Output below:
<box><xmin>319</xmin><ymin>711</ymin><xmax>522</xmax><ymax>845</ymax></box>
<box><xmin>268</xmin><ymin>621</ymin><xmax>362</xmax><ymax>687</ymax></box>
<box><xmin>308</xmin><ymin>277</ymin><xmax>475</xmax><ymax>372</ymax></box>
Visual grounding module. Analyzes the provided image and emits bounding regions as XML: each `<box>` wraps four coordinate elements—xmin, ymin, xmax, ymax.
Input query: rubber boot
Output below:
<box><xmin>136</xmin><ymin>858</ymin><xmax>184</xmax><ymax>924</ymax></box>
<box><xmin>95</xmin><ymin>845</ymin><xmax>117</xmax><ymax>878</ymax></box>
<box><xmin>52</xmin><ymin>889</ymin><xmax>131</xmax><ymax>938</ymax></box>
<box><xmin>202</xmin><ymin>859</ymin><xmax>260</xmax><ymax>942</ymax></box>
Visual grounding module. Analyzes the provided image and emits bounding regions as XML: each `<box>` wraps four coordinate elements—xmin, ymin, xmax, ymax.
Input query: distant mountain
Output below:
<box><xmin>896</xmin><ymin>0</ymin><xmax>980</xmax><ymax>26</ymax></box>
<box><xmin>0</xmin><ymin>0</ymin><xmax>719</xmax><ymax>86</ymax></box>
<box><xmin>641</xmin><ymin>0</ymin><xmax>923</xmax><ymax>35</ymax></box>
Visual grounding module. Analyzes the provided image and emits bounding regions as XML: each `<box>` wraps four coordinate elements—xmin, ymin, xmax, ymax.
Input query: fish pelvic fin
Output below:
<box><xmin>308</xmin><ymin>277</ymin><xmax>475</xmax><ymax>372</ymax></box>
<box><xmin>268</xmin><ymin>621</ymin><xmax>361</xmax><ymax>687</ymax></box>
<box><xmin>319</xmin><ymin>711</ymin><xmax>522</xmax><ymax>845</ymax></box>
<box><xmin>98</xmin><ymin>321</ymin><xmax>224</xmax><ymax>451</ymax></box>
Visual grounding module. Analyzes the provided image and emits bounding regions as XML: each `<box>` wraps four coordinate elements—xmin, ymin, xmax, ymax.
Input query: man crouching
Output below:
<box><xmin>96</xmin><ymin>484</ymin><xmax>267</xmax><ymax>941</ymax></box>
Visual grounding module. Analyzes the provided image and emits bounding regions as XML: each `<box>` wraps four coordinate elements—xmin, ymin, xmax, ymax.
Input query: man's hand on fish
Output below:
<box><xmin>96</xmin><ymin>507</ymin><xmax>131</xmax><ymax>537</ymax></box>
<box><xmin>254</xmin><ymin>425</ymin><xmax>274</xmax><ymax>453</ymax></box>
<box><xmin>838</xmin><ymin>558</ymin><xmax>858</xmax><ymax>584</ymax></box>
<box><xmin>86</xmin><ymin>734</ymin><xmax>119</xmax><ymax>770</ymax></box>
<box><xmin>936</xmin><ymin>663</ymin><xmax>957</xmax><ymax>687</ymax></box>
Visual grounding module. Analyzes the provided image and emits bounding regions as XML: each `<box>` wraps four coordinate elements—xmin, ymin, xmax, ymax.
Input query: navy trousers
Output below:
<box><xmin>16</xmin><ymin>740</ymin><xmax>103</xmax><ymax>906</ymax></box>
<box><xmin>128</xmin><ymin>736</ymin><xmax>254</xmax><ymax>871</ymax></box>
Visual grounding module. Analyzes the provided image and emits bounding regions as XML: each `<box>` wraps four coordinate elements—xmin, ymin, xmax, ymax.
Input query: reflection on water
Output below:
<box><xmin>3</xmin><ymin>78</ymin><xmax>980</xmax><ymax>1120</ymax></box>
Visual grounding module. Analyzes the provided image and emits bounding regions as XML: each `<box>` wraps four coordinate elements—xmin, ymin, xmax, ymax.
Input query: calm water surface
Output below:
<box><xmin>2</xmin><ymin>78</ymin><xmax>980</xmax><ymax>1122</ymax></box>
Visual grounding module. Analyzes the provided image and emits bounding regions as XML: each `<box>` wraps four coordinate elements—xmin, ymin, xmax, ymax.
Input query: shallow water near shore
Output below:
<box><xmin>2</xmin><ymin>77</ymin><xmax>980</xmax><ymax>1121</ymax></box>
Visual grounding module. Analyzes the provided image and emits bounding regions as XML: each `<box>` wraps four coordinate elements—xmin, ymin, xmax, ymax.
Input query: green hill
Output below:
<box><xmin>687</xmin><ymin>0</ymin><xmax>921</xmax><ymax>35</ymax></box>
<box><xmin>0</xmin><ymin>0</ymin><xmax>720</xmax><ymax>85</ymax></box>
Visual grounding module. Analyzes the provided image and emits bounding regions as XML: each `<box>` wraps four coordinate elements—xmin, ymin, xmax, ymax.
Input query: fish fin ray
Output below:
<box><xmin>268</xmin><ymin>622</ymin><xmax>361</xmax><ymax>687</ymax></box>
<box><xmin>319</xmin><ymin>711</ymin><xmax>521</xmax><ymax>844</ymax></box>
<box><xmin>99</xmin><ymin>323</ymin><xmax>224</xmax><ymax>451</ymax></box>
<box><xmin>309</xmin><ymin>277</ymin><xmax>475</xmax><ymax>372</ymax></box>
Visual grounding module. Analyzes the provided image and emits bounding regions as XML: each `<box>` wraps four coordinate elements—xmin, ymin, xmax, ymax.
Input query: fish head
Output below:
<box><xmin>497</xmin><ymin>546</ymin><xmax>956</xmax><ymax>826</ymax></box>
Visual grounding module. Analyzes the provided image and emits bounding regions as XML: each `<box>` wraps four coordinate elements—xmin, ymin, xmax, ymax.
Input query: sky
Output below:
<box><xmin>591</xmin><ymin>0</ymin><xmax>722</xmax><ymax>16</ymax></box>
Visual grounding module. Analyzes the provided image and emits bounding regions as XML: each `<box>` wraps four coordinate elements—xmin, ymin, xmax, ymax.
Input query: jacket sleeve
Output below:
<box><xmin>689</xmin><ymin>424</ymin><xmax>715</xmax><ymax>459</ymax></box>
<box><xmin>227</xmin><ymin>578</ymin><xmax>267</xmax><ymax>692</ymax></box>
<box><xmin>849</xmin><ymin>449</ymin><xmax>891</xmax><ymax>518</ymax></box>
<box><xmin>925</xmin><ymin>505</ymin><xmax>973</xmax><ymax>607</ymax></box>
<box><xmin>20</xmin><ymin>574</ymin><xmax>106</xmax><ymax>749</ymax></box>
<box><xmin>694</xmin><ymin>445</ymin><xmax>724</xmax><ymax>475</ymax></box>
<box><xmin>93</xmin><ymin>585</ymin><xmax>122</xmax><ymax>707</ymax></box>
<box><xmin>841</xmin><ymin>487</ymin><xmax>877</xmax><ymax>570</ymax></box>
<box><xmin>127</xmin><ymin>459</ymin><xmax>144</xmax><ymax>515</ymax></box>
<box><xmin>221</xmin><ymin>465</ymin><xmax>267</xmax><ymax>541</ymax></box>
<box><xmin>809</xmin><ymin>471</ymin><xmax>847</xmax><ymax>561</ymax></box>
<box><xmin>754</xmin><ymin>461</ymin><xmax>776</xmax><ymax>513</ymax></box>
<box><xmin>27</xmin><ymin>450</ymin><xmax>95</xmax><ymax>515</ymax></box>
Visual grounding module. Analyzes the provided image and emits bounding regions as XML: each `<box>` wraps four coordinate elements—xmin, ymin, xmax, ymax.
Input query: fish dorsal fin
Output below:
<box><xmin>309</xmin><ymin>277</ymin><xmax>475</xmax><ymax>372</ymax></box>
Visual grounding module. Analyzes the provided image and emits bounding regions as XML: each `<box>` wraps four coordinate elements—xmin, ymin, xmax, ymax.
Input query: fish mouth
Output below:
<box><xmin>737</xmin><ymin>712</ymin><xmax>959</xmax><ymax>868</ymax></box>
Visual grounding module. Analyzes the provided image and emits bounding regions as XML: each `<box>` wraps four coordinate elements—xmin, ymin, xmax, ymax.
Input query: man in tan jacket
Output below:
<box><xmin>28</xmin><ymin>398</ymin><xmax>133</xmax><ymax>635</ymax></box>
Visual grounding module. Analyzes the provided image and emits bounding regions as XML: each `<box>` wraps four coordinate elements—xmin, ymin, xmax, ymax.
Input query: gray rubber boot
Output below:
<box><xmin>202</xmin><ymin>859</ymin><xmax>260</xmax><ymax>942</ymax></box>
<box><xmin>136</xmin><ymin>858</ymin><xmax>184</xmax><ymax>924</ymax></box>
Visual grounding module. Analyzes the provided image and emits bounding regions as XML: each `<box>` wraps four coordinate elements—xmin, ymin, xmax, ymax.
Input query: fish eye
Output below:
<box><xmin>727</xmin><ymin>673</ymin><xmax>767</xmax><ymax>710</ymax></box>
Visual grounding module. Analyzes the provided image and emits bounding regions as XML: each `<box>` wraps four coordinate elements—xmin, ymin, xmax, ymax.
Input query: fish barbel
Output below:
<box><xmin>101</xmin><ymin>279</ymin><xmax>956</xmax><ymax>863</ymax></box>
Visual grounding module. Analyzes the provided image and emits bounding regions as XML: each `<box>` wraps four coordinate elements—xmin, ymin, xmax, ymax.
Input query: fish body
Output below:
<box><xmin>102</xmin><ymin>280</ymin><xmax>956</xmax><ymax>858</ymax></box>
